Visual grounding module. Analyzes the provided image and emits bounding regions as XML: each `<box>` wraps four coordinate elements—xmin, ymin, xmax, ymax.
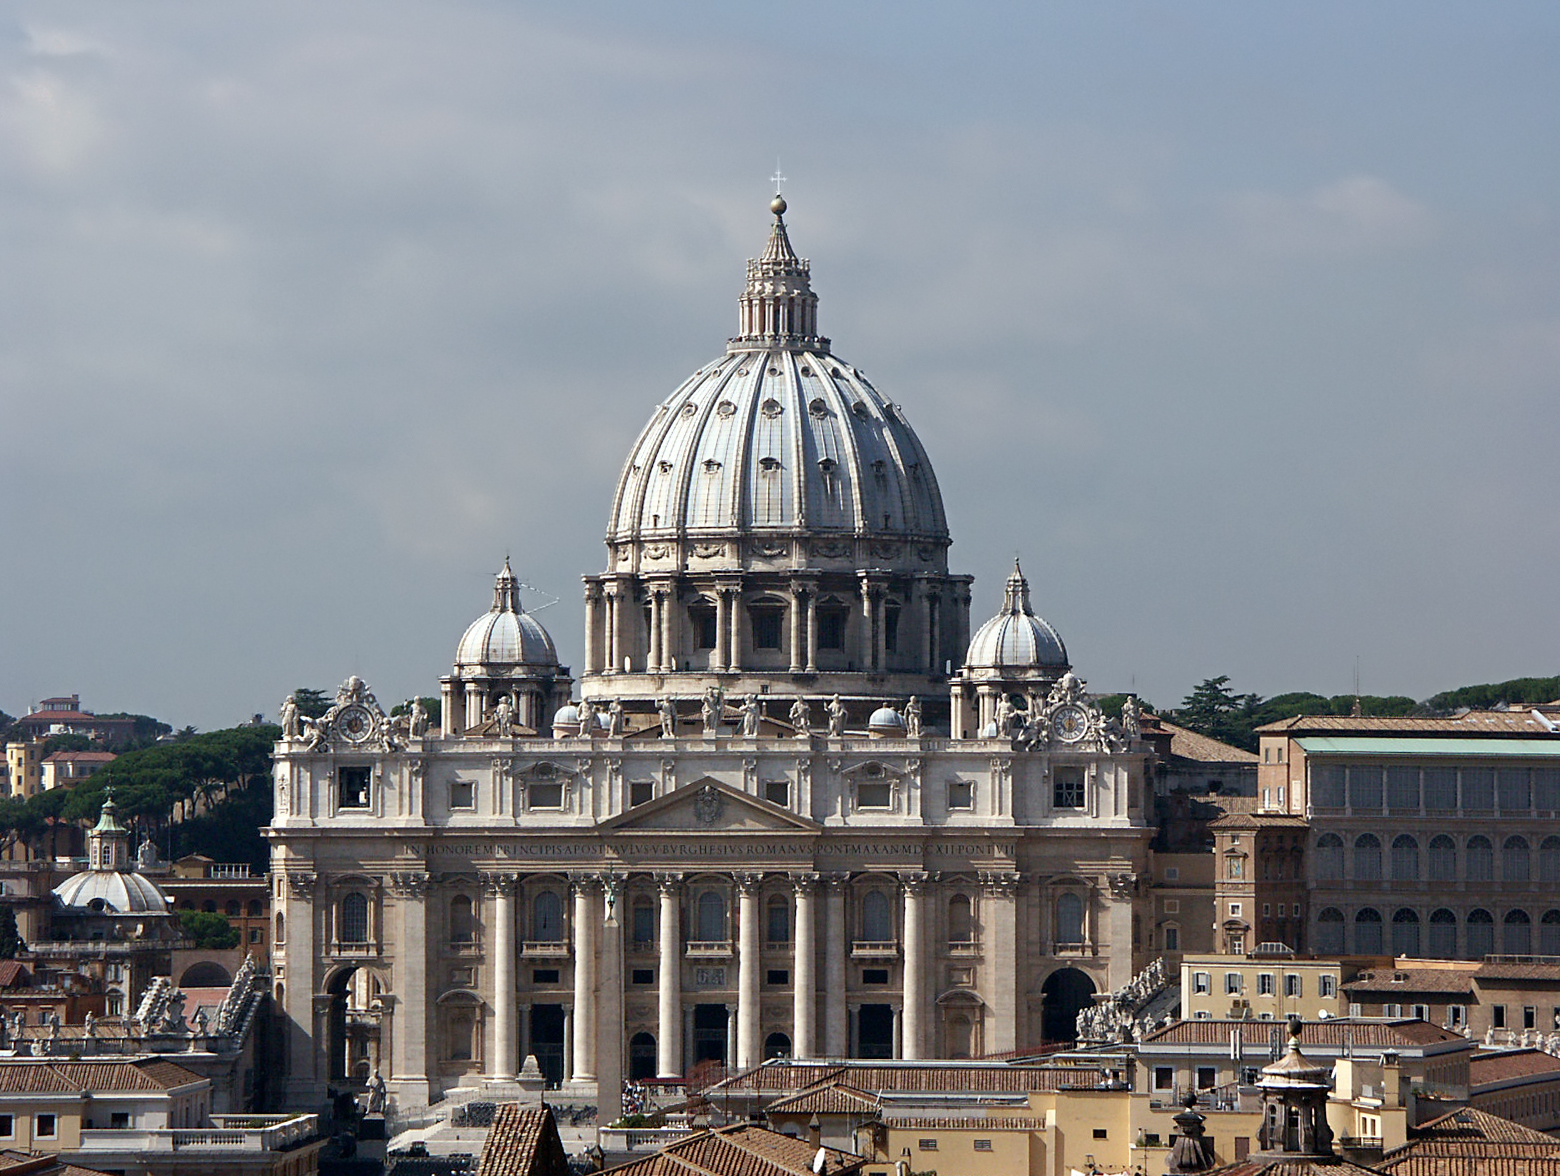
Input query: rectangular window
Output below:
<box><xmin>691</xmin><ymin>606</ymin><xmax>718</xmax><ymax>650</ymax></box>
<box><xmin>450</xmin><ymin>779</ymin><xmax>475</xmax><ymax>809</ymax></box>
<box><xmin>1258</xmin><ymin>973</ymin><xmax>1274</xmax><ymax>995</ymax></box>
<box><xmin>1197</xmin><ymin>1067</ymin><xmax>1217</xmax><ymax>1090</ymax></box>
<box><xmin>631</xmin><ymin>969</ymin><xmax>654</xmax><ymax>985</ymax></box>
<box><xmin>1494</xmin><ymin>1005</ymin><xmax>1507</xmax><ymax>1029</ymax></box>
<box><xmin>1320</xmin><ymin>976</ymin><xmax>1336</xmax><ymax>997</ymax></box>
<box><xmin>528</xmin><ymin>782</ymin><xmax>564</xmax><ymax>809</ymax></box>
<box><xmin>1053</xmin><ymin>766</ymin><xmax>1085</xmax><ymax>809</ymax></box>
<box><xmin>249</xmin><ymin>927</ymin><xmax>263</xmax><ymax>944</ymax></box>
<box><xmin>947</xmin><ymin>780</ymin><xmax>973</xmax><ymax>810</ymax></box>
<box><xmin>110</xmin><ymin>1112</ymin><xmax>130</xmax><ymax>1129</ymax></box>
<box><xmin>1093</xmin><ymin>1129</ymin><xmax>1108</xmax><ymax>1140</ymax></box>
<box><xmin>1193</xmin><ymin>972</ymin><xmax>1211</xmax><ymax>994</ymax></box>
<box><xmin>973</xmin><ymin>1140</ymin><xmax>992</xmax><ymax>1152</ymax></box>
<box><xmin>1225</xmin><ymin>973</ymin><xmax>1242</xmax><ymax>995</ymax></box>
<box><xmin>35</xmin><ymin>1115</ymin><xmax>55</xmax><ymax>1139</ymax></box>
<box><xmin>0</xmin><ymin>1115</ymin><xmax>12</xmax><ymax>1137</ymax></box>
<box><xmin>856</xmin><ymin>782</ymin><xmax>891</xmax><ymax>809</ymax></box>
<box><xmin>752</xmin><ymin>608</ymin><xmax>784</xmax><ymax>650</ymax></box>
<box><xmin>917</xmin><ymin>1140</ymin><xmax>937</xmax><ymax>1152</ymax></box>
<box><xmin>1526</xmin><ymin>1006</ymin><xmax>1537</xmax><ymax>1030</ymax></box>
<box><xmin>1165</xmin><ymin>925</ymin><xmax>1180</xmax><ymax>951</ymax></box>
<box><xmin>532</xmin><ymin>968</ymin><xmax>560</xmax><ymax>985</ymax></box>
<box><xmin>1263</xmin><ymin>903</ymin><xmax>1271</xmax><ymax>917</ymax></box>
<box><xmin>862</xmin><ymin>968</ymin><xmax>890</xmax><ymax>985</ymax></box>
<box><xmin>1384</xmin><ymin>1003</ymin><xmax>1402</xmax><ymax>1017</ymax></box>
<box><xmin>630</xmin><ymin>780</ymin><xmax>654</xmax><ymax>807</ymax></box>
<box><xmin>764</xmin><ymin>779</ymin><xmax>790</xmax><ymax>807</ymax></box>
<box><xmin>817</xmin><ymin>607</ymin><xmax>847</xmax><ymax>650</ymax></box>
<box><xmin>767</xmin><ymin>969</ymin><xmax>790</xmax><ymax>986</ymax></box>
<box><xmin>1230</xmin><ymin>903</ymin><xmax>1242</xmax><ymax>918</ymax></box>
<box><xmin>1412</xmin><ymin>1004</ymin><xmax>1430</xmax><ymax>1021</ymax></box>
<box><xmin>1286</xmin><ymin>975</ymin><xmax>1302</xmax><ymax>998</ymax></box>
<box><xmin>1449</xmin><ymin>1005</ymin><xmax>1465</xmax><ymax>1027</ymax></box>
<box><xmin>338</xmin><ymin>766</ymin><xmax>371</xmax><ymax>809</ymax></box>
<box><xmin>1154</xmin><ymin>1066</ymin><xmax>1174</xmax><ymax>1091</ymax></box>
<box><xmin>1348</xmin><ymin>1002</ymin><xmax>1362</xmax><ymax>1017</ymax></box>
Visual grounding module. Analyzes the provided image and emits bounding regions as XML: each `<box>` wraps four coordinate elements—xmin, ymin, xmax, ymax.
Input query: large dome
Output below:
<box><xmin>54</xmin><ymin>869</ymin><xmax>169</xmax><ymax>915</ymax></box>
<box><xmin>607</xmin><ymin>199</ymin><xmax>948</xmax><ymax>563</ymax></box>
<box><xmin>965</xmin><ymin>560</ymin><xmax>1068</xmax><ymax>673</ymax></box>
<box><xmin>455</xmin><ymin>559</ymin><xmax>559</xmax><ymax>672</ymax></box>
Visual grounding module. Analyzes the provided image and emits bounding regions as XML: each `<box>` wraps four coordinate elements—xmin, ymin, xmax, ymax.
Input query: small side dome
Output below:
<box><xmin>455</xmin><ymin>559</ymin><xmax>559</xmax><ymax>671</ymax></box>
<box><xmin>964</xmin><ymin>560</ymin><xmax>1068</xmax><ymax>673</ymax></box>
<box><xmin>868</xmin><ymin>706</ymin><xmax>907</xmax><ymax>737</ymax></box>
<box><xmin>54</xmin><ymin>871</ymin><xmax>169</xmax><ymax>915</ymax></box>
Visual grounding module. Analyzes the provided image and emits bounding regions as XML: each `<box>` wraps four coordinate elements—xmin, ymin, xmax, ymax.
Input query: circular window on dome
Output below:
<box><xmin>761</xmin><ymin>399</ymin><xmax>782</xmax><ymax>418</ymax></box>
<box><xmin>716</xmin><ymin>401</ymin><xmax>736</xmax><ymax>418</ymax></box>
<box><xmin>768</xmin><ymin>366</ymin><xmax>780</xmax><ymax>376</ymax></box>
<box><xmin>800</xmin><ymin>366</ymin><xmax>813</xmax><ymax>376</ymax></box>
<box><xmin>738</xmin><ymin>368</ymin><xmax>749</xmax><ymax>377</ymax></box>
<box><xmin>808</xmin><ymin>398</ymin><xmax>828</xmax><ymax>417</ymax></box>
<box><xmin>681</xmin><ymin>403</ymin><xmax>696</xmax><ymax>417</ymax></box>
<box><xmin>830</xmin><ymin>367</ymin><xmax>843</xmax><ymax>377</ymax></box>
<box><xmin>851</xmin><ymin>402</ymin><xmax>870</xmax><ymax>418</ymax></box>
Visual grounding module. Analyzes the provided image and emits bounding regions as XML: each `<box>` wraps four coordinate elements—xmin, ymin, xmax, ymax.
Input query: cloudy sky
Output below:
<box><xmin>3</xmin><ymin>1</ymin><xmax>1558</xmax><ymax>729</ymax></box>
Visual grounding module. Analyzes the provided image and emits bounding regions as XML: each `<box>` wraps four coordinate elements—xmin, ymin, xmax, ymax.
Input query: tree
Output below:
<box><xmin>1172</xmin><ymin>676</ymin><xmax>1263</xmax><ymax>748</ymax></box>
<box><xmin>179</xmin><ymin>911</ymin><xmax>240</xmax><ymax>950</ymax></box>
<box><xmin>291</xmin><ymin>689</ymin><xmax>331</xmax><ymax>719</ymax></box>
<box><xmin>0</xmin><ymin>908</ymin><xmax>23</xmax><ymax>959</ymax></box>
<box><xmin>41</xmin><ymin>734</ymin><xmax>93</xmax><ymax>755</ymax></box>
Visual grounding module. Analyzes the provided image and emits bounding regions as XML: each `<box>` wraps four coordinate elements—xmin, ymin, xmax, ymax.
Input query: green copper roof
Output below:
<box><xmin>92</xmin><ymin>788</ymin><xmax>127</xmax><ymax>835</ymax></box>
<box><xmin>1297</xmin><ymin>737</ymin><xmax>1560</xmax><ymax>758</ymax></box>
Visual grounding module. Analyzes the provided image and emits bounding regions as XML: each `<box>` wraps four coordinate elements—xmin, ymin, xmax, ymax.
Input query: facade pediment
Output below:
<box><xmin>601</xmin><ymin>779</ymin><xmax>821</xmax><ymax>834</ymax></box>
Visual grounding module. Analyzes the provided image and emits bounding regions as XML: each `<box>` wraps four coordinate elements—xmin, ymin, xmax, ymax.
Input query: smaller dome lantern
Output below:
<box><xmin>963</xmin><ymin>560</ymin><xmax>1068</xmax><ymax>674</ymax></box>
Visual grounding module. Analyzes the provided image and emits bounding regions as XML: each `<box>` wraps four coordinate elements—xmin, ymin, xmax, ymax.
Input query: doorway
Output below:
<box><xmin>693</xmin><ymin>1004</ymin><xmax>728</xmax><ymax>1065</ymax></box>
<box><xmin>530</xmin><ymin>1005</ymin><xmax>565</xmax><ymax>1087</ymax></box>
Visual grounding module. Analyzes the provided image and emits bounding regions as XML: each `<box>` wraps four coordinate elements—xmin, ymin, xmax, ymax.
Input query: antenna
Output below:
<box><xmin>515</xmin><ymin>581</ymin><xmax>560</xmax><ymax>612</ymax></box>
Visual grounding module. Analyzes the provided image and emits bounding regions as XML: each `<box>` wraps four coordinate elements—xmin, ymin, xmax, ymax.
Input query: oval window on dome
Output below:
<box><xmin>808</xmin><ymin>398</ymin><xmax>828</xmax><ymax>417</ymax></box>
<box><xmin>768</xmin><ymin>366</ymin><xmax>780</xmax><ymax>375</ymax></box>
<box><xmin>851</xmin><ymin>402</ymin><xmax>870</xmax><ymax>418</ymax></box>
<box><xmin>716</xmin><ymin>401</ymin><xmax>736</xmax><ymax>418</ymax></box>
<box><xmin>799</xmin><ymin>366</ymin><xmax>813</xmax><ymax>376</ymax></box>
<box><xmin>830</xmin><ymin>367</ymin><xmax>843</xmax><ymax>377</ymax></box>
<box><xmin>759</xmin><ymin>457</ymin><xmax>781</xmax><ymax>472</ymax></box>
<box><xmin>681</xmin><ymin>403</ymin><xmax>696</xmax><ymax>417</ymax></box>
<box><xmin>703</xmin><ymin>459</ymin><xmax>722</xmax><ymax>473</ymax></box>
<box><xmin>760</xmin><ymin>399</ymin><xmax>782</xmax><ymax>418</ymax></box>
<box><xmin>737</xmin><ymin>368</ymin><xmax>749</xmax><ymax>377</ymax></box>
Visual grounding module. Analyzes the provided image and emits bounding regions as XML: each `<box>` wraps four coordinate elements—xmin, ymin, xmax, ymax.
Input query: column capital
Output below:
<box><xmin>978</xmin><ymin>870</ymin><xmax>1022</xmax><ymax>898</ymax></box>
<box><xmin>388</xmin><ymin>871</ymin><xmax>430</xmax><ymax>898</ymax></box>
<box><xmin>654</xmin><ymin>871</ymin><xmax>684</xmax><ymax>895</ymax></box>
<box><xmin>734</xmin><ymin>871</ymin><xmax>765</xmax><ymax>894</ymax></box>
<box><xmin>481</xmin><ymin>872</ymin><xmax>520</xmax><ymax>897</ymax></box>
<box><xmin>823</xmin><ymin>871</ymin><xmax>852</xmax><ymax>894</ymax></box>
<box><xmin>568</xmin><ymin>873</ymin><xmax>605</xmax><ymax>895</ymax></box>
<box><xmin>789</xmin><ymin>871</ymin><xmax>820</xmax><ymax>895</ymax></box>
<box><xmin>898</xmin><ymin>870</ymin><xmax>931</xmax><ymax>894</ymax></box>
<box><xmin>285</xmin><ymin>872</ymin><xmax>318</xmax><ymax>899</ymax></box>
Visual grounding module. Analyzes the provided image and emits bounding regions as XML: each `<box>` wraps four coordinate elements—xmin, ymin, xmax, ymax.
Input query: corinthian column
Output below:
<box><xmin>486</xmin><ymin>874</ymin><xmax>518</xmax><ymax>1081</ymax></box>
<box><xmin>792</xmin><ymin>874</ymin><xmax>817</xmax><ymax>1058</ymax></box>
<box><xmin>584</xmin><ymin>583</ymin><xmax>602</xmax><ymax>675</ymax></box>
<box><xmin>713</xmin><ymin>590</ymin><xmax>730</xmax><ymax>673</ymax></box>
<box><xmin>824</xmin><ymin>874</ymin><xmax>848</xmax><ymax>1056</ymax></box>
<box><xmin>736</xmin><ymin>873</ymin><xmax>761</xmax><ymax>1070</ymax></box>
<box><xmin>569</xmin><ymin>878</ymin><xmax>598</xmax><ymax>1085</ymax></box>
<box><xmin>656</xmin><ymin>874</ymin><xmax>683</xmax><ymax>1079</ymax></box>
<box><xmin>900</xmin><ymin>872</ymin><xmax>927</xmax><ymax>1060</ymax></box>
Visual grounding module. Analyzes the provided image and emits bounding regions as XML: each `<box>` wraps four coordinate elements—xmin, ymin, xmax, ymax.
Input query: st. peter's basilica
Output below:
<box><xmin>268</xmin><ymin>196</ymin><xmax>1153</xmax><ymax>1117</ymax></box>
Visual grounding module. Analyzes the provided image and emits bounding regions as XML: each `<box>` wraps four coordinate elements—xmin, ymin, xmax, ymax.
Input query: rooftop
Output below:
<box><xmin>600</xmin><ymin>1125</ymin><xmax>860</xmax><ymax>1176</ymax></box>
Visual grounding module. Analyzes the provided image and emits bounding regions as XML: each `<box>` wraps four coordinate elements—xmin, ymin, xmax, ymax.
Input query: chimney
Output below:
<box><xmin>809</xmin><ymin>1113</ymin><xmax>822</xmax><ymax>1149</ymax></box>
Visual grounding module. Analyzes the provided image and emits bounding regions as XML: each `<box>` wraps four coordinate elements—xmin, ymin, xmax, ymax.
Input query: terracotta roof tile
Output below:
<box><xmin>0</xmin><ymin>1059</ymin><xmax>203</xmax><ymax>1094</ymax></box>
<box><xmin>1342</xmin><ymin>968</ymin><xmax>1477</xmax><ymax>996</ymax></box>
<box><xmin>1471</xmin><ymin>1048</ymin><xmax>1560</xmax><ymax>1086</ymax></box>
<box><xmin>1257</xmin><ymin>712</ymin><xmax>1554</xmax><ymax>736</ymax></box>
<box><xmin>1156</xmin><ymin>721</ymin><xmax>1259</xmax><ymax>764</ymax></box>
<box><xmin>1140</xmin><ymin>1019</ymin><xmax>1465</xmax><ymax>1049</ymax></box>
<box><xmin>603</xmin><ymin>1126</ymin><xmax>860</xmax><ymax>1176</ymax></box>
<box><xmin>476</xmin><ymin>1105</ymin><xmax>568</xmax><ymax>1176</ymax></box>
<box><xmin>1474</xmin><ymin>961</ymin><xmax>1560</xmax><ymax>982</ymax></box>
<box><xmin>765</xmin><ymin>1085</ymin><xmax>879</xmax><ymax>1116</ymax></box>
<box><xmin>1378</xmin><ymin>1105</ymin><xmax>1560</xmax><ymax>1174</ymax></box>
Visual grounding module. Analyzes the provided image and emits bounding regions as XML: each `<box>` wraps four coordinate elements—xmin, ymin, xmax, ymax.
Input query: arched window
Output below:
<box><xmin>248</xmin><ymin>900</ymin><xmax>263</xmax><ymax>917</ymax></box>
<box><xmin>767</xmin><ymin>896</ymin><xmax>790</xmax><ymax>944</ymax></box>
<box><xmin>1391</xmin><ymin>836</ymin><xmax>1419</xmax><ymax>881</ymax></box>
<box><xmin>1056</xmin><ymin>893</ymin><xmax>1085</xmax><ymax>945</ymax></box>
<box><xmin>1428</xmin><ymin>909</ymin><xmax>1457</xmax><ymax>958</ymax></box>
<box><xmin>532</xmin><ymin>891</ymin><xmax>564</xmax><ymax>942</ymax></box>
<box><xmin>449</xmin><ymin>895</ymin><xmax>474</xmax><ymax>945</ymax></box>
<box><xmin>1504</xmin><ymin>909</ymin><xmax>1532</xmax><ymax>955</ymax></box>
<box><xmin>203</xmin><ymin>899</ymin><xmax>218</xmax><ymax>914</ymax></box>
<box><xmin>1391</xmin><ymin>908</ymin><xmax>1420</xmax><ymax>957</ymax></box>
<box><xmin>1541</xmin><ymin>911</ymin><xmax>1560</xmax><ymax>957</ymax></box>
<box><xmin>448</xmin><ymin>1011</ymin><xmax>474</xmax><ymax>1062</ymax></box>
<box><xmin>226</xmin><ymin>900</ymin><xmax>241</xmax><ymax>917</ymax></box>
<box><xmin>696</xmin><ymin>891</ymin><xmax>726</xmax><ymax>942</ymax></box>
<box><xmin>1504</xmin><ymin>837</ymin><xmax>1530</xmax><ymax>883</ymax></box>
<box><xmin>1353</xmin><ymin>834</ymin><xmax>1382</xmax><ymax>881</ymax></box>
<box><xmin>1467</xmin><ymin>837</ymin><xmax>1493</xmax><ymax>881</ymax></box>
<box><xmin>862</xmin><ymin>891</ymin><xmax>893</xmax><ymax>942</ymax></box>
<box><xmin>629</xmin><ymin>1033</ymin><xmax>657</xmax><ymax>1081</ymax></box>
<box><xmin>1466</xmin><ymin>909</ymin><xmax>1495</xmax><ymax>959</ymax></box>
<box><xmin>1315</xmin><ymin>834</ymin><xmax>1344</xmax><ymax>881</ymax></box>
<box><xmin>948</xmin><ymin>894</ymin><xmax>973</xmax><ymax>945</ymax></box>
<box><xmin>764</xmin><ymin>1032</ymin><xmax>792</xmax><ymax>1060</ymax></box>
<box><xmin>274</xmin><ymin>912</ymin><xmax>285</xmax><ymax>945</ymax></box>
<box><xmin>1317</xmin><ymin>908</ymin><xmax>1345</xmax><ymax>955</ymax></box>
<box><xmin>1541</xmin><ymin>838</ymin><xmax>1560</xmax><ymax>884</ymax></box>
<box><xmin>631</xmin><ymin>898</ymin><xmax>654</xmax><ymax>946</ymax></box>
<box><xmin>340</xmin><ymin>892</ymin><xmax>370</xmax><ymax>945</ymax></box>
<box><xmin>1428</xmin><ymin>836</ymin><xmax>1456</xmax><ymax>882</ymax></box>
<box><xmin>1354</xmin><ymin>908</ymin><xmax>1383</xmax><ymax>955</ymax></box>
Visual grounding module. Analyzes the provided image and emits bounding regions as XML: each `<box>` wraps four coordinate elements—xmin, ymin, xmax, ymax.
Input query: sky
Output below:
<box><xmin>3</xmin><ymin>1</ymin><xmax>1558</xmax><ymax>729</ymax></box>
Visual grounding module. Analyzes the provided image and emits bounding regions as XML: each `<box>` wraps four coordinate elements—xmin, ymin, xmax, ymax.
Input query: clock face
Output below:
<box><xmin>337</xmin><ymin>704</ymin><xmax>374</xmax><ymax>744</ymax></box>
<box><xmin>1051</xmin><ymin>704</ymin><xmax>1088</xmax><ymax>743</ymax></box>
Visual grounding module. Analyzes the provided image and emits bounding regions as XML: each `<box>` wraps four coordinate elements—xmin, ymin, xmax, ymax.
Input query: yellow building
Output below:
<box><xmin>3</xmin><ymin>745</ymin><xmax>41</xmax><ymax>800</ymax></box>
<box><xmin>1179</xmin><ymin>951</ymin><xmax>1345</xmax><ymax>1022</ymax></box>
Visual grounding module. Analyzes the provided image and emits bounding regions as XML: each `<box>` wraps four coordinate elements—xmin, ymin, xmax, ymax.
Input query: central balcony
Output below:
<box><xmin>521</xmin><ymin>940</ymin><xmax>571</xmax><ymax>959</ymax></box>
<box><xmin>850</xmin><ymin>940</ymin><xmax>899</xmax><ymax>959</ymax></box>
<box><xmin>685</xmin><ymin>940</ymin><xmax>734</xmax><ymax>959</ymax></box>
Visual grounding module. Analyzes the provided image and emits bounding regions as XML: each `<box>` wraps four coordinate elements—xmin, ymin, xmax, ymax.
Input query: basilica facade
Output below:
<box><xmin>268</xmin><ymin>197</ymin><xmax>1153</xmax><ymax>1117</ymax></box>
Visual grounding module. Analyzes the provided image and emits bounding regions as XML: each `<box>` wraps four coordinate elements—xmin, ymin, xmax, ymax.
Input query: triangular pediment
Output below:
<box><xmin>601</xmin><ymin>778</ymin><xmax>821</xmax><ymax>834</ymax></box>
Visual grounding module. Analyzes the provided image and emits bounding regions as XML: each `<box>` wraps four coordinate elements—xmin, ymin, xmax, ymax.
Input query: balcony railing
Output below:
<box><xmin>521</xmin><ymin>940</ymin><xmax>570</xmax><ymax>958</ymax></box>
<box><xmin>946</xmin><ymin>939</ymin><xmax>981</xmax><ymax>956</ymax></box>
<box><xmin>685</xmin><ymin>941</ymin><xmax>733</xmax><ymax>959</ymax></box>
<box><xmin>850</xmin><ymin>940</ymin><xmax>899</xmax><ymax>959</ymax></box>
<box><xmin>77</xmin><ymin>1114</ymin><xmax>319</xmax><ymax>1154</ymax></box>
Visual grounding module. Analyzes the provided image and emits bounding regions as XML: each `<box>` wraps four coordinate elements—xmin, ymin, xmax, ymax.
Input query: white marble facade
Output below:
<box><xmin>268</xmin><ymin>198</ymin><xmax>1153</xmax><ymax>1117</ymax></box>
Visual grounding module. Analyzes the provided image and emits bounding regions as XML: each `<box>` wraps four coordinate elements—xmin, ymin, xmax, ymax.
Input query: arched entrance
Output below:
<box><xmin>326</xmin><ymin>967</ymin><xmax>357</xmax><ymax>1082</ymax></box>
<box><xmin>179</xmin><ymin>961</ymin><xmax>231</xmax><ymax>988</ymax></box>
<box><xmin>1040</xmin><ymin>967</ymin><xmax>1096</xmax><ymax>1044</ymax></box>
<box><xmin>629</xmin><ymin>1032</ymin><xmax>657</xmax><ymax>1080</ymax></box>
<box><xmin>763</xmin><ymin>1032</ymin><xmax>791</xmax><ymax>1060</ymax></box>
